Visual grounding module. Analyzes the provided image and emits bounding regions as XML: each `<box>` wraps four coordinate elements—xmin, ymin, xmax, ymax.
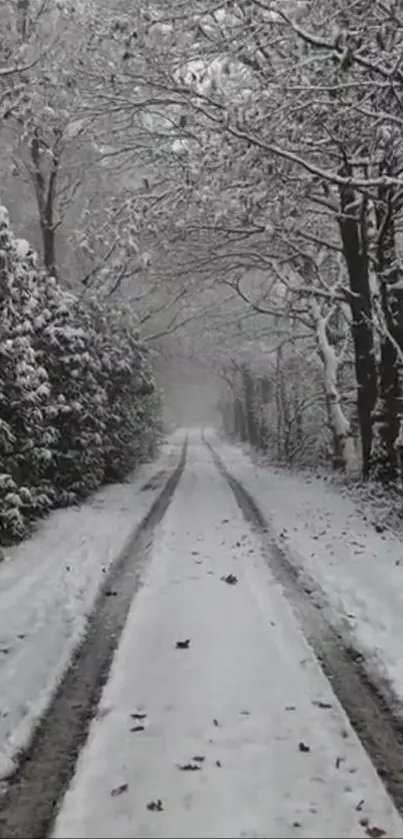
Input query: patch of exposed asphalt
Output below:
<box><xmin>0</xmin><ymin>440</ymin><xmax>187</xmax><ymax>839</ymax></box>
<box><xmin>205</xmin><ymin>435</ymin><xmax>403</xmax><ymax>818</ymax></box>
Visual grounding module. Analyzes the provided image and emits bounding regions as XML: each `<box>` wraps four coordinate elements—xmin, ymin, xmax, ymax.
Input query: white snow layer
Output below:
<box><xmin>0</xmin><ymin>435</ymin><xmax>182</xmax><ymax>779</ymax></box>
<box><xmin>53</xmin><ymin>432</ymin><xmax>403</xmax><ymax>839</ymax></box>
<box><xmin>206</xmin><ymin>430</ymin><xmax>403</xmax><ymax>707</ymax></box>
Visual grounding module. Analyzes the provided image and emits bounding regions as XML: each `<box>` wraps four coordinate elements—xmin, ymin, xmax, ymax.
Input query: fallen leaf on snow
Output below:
<box><xmin>147</xmin><ymin>799</ymin><xmax>163</xmax><ymax>812</ymax></box>
<box><xmin>111</xmin><ymin>783</ymin><xmax>128</xmax><ymax>797</ymax></box>
<box><xmin>221</xmin><ymin>573</ymin><xmax>238</xmax><ymax>585</ymax></box>
<box><xmin>366</xmin><ymin>827</ymin><xmax>386</xmax><ymax>838</ymax></box>
<box><xmin>374</xmin><ymin>523</ymin><xmax>385</xmax><ymax>534</ymax></box>
<box><xmin>177</xmin><ymin>763</ymin><xmax>201</xmax><ymax>771</ymax></box>
<box><xmin>175</xmin><ymin>639</ymin><xmax>191</xmax><ymax>649</ymax></box>
<box><xmin>298</xmin><ymin>741</ymin><xmax>310</xmax><ymax>753</ymax></box>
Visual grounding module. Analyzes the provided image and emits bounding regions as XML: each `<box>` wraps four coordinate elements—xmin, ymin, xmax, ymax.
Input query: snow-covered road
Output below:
<box><xmin>207</xmin><ymin>431</ymin><xmax>403</xmax><ymax>711</ymax></box>
<box><xmin>0</xmin><ymin>434</ymin><xmax>182</xmax><ymax>780</ymax></box>
<box><xmin>53</xmin><ymin>432</ymin><xmax>403</xmax><ymax>839</ymax></box>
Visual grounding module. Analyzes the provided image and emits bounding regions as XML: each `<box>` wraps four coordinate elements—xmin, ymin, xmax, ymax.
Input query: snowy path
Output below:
<box><xmin>206</xmin><ymin>431</ymin><xmax>403</xmax><ymax>710</ymax></box>
<box><xmin>53</xmin><ymin>433</ymin><xmax>403</xmax><ymax>839</ymax></box>
<box><xmin>0</xmin><ymin>434</ymin><xmax>183</xmax><ymax>780</ymax></box>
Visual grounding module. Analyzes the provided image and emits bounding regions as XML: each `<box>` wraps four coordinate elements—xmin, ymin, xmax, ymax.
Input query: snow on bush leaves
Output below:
<box><xmin>0</xmin><ymin>204</ymin><xmax>161</xmax><ymax>544</ymax></box>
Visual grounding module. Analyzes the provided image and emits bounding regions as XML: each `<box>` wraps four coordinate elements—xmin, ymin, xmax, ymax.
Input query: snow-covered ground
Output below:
<box><xmin>0</xmin><ymin>434</ymin><xmax>183</xmax><ymax>780</ymax></box>
<box><xmin>208</xmin><ymin>431</ymin><xmax>403</xmax><ymax>709</ymax></box>
<box><xmin>53</xmin><ymin>433</ymin><xmax>403</xmax><ymax>838</ymax></box>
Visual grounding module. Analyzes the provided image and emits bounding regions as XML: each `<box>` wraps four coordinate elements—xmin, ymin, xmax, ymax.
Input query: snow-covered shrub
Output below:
<box><xmin>0</xmin><ymin>473</ymin><xmax>25</xmax><ymax>542</ymax></box>
<box><xmin>89</xmin><ymin>301</ymin><xmax>161</xmax><ymax>482</ymax></box>
<box><xmin>0</xmin><ymin>204</ymin><xmax>161</xmax><ymax>544</ymax></box>
<box><xmin>35</xmin><ymin>298</ymin><xmax>107</xmax><ymax>499</ymax></box>
<box><xmin>0</xmin><ymin>210</ymin><xmax>56</xmax><ymax>541</ymax></box>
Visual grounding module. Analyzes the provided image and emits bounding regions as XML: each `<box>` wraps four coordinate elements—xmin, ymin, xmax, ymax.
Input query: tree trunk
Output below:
<box><xmin>17</xmin><ymin>0</ymin><xmax>30</xmax><ymax>39</ymax></box>
<box><xmin>338</xmin><ymin>182</ymin><xmax>377</xmax><ymax>476</ymax></box>
<box><xmin>372</xmin><ymin>186</ymin><xmax>403</xmax><ymax>482</ymax></box>
<box><xmin>31</xmin><ymin>128</ymin><xmax>60</xmax><ymax>278</ymax></box>
<box><xmin>311</xmin><ymin>299</ymin><xmax>358</xmax><ymax>474</ymax></box>
<box><xmin>258</xmin><ymin>375</ymin><xmax>270</xmax><ymax>451</ymax></box>
<box><xmin>234</xmin><ymin>394</ymin><xmax>247</xmax><ymax>441</ymax></box>
<box><xmin>242</xmin><ymin>366</ymin><xmax>258</xmax><ymax>447</ymax></box>
<box><xmin>41</xmin><ymin>215</ymin><xmax>57</xmax><ymax>277</ymax></box>
<box><xmin>275</xmin><ymin>346</ymin><xmax>284</xmax><ymax>460</ymax></box>
<box><xmin>219</xmin><ymin>399</ymin><xmax>232</xmax><ymax>435</ymax></box>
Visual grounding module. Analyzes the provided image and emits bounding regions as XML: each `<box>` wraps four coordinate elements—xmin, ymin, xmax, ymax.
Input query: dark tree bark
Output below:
<box><xmin>373</xmin><ymin>184</ymin><xmax>403</xmax><ymax>482</ymax></box>
<box><xmin>338</xmin><ymin>180</ymin><xmax>377</xmax><ymax>476</ymax></box>
<box><xmin>257</xmin><ymin>375</ymin><xmax>270</xmax><ymax>451</ymax></box>
<box><xmin>242</xmin><ymin>365</ymin><xmax>258</xmax><ymax>447</ymax></box>
<box><xmin>31</xmin><ymin>128</ymin><xmax>60</xmax><ymax>277</ymax></box>
<box><xmin>234</xmin><ymin>394</ymin><xmax>247</xmax><ymax>441</ymax></box>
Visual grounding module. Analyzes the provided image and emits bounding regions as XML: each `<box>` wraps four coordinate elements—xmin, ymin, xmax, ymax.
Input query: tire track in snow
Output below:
<box><xmin>205</xmin><ymin>435</ymin><xmax>403</xmax><ymax>818</ymax></box>
<box><xmin>0</xmin><ymin>439</ymin><xmax>188</xmax><ymax>839</ymax></box>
